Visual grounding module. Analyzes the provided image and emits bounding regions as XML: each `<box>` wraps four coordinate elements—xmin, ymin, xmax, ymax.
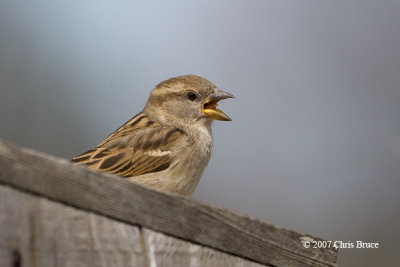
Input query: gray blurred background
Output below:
<box><xmin>1</xmin><ymin>1</ymin><xmax>399</xmax><ymax>266</ymax></box>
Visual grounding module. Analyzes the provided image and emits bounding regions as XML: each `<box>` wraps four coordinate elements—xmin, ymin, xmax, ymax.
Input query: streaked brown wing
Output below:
<box><xmin>72</xmin><ymin>113</ymin><xmax>185</xmax><ymax>177</ymax></box>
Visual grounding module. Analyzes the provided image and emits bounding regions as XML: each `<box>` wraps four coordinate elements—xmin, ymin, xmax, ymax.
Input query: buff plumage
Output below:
<box><xmin>72</xmin><ymin>75</ymin><xmax>233</xmax><ymax>196</ymax></box>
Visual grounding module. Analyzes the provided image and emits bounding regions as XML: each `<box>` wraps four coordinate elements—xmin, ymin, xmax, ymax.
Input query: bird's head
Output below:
<box><xmin>144</xmin><ymin>75</ymin><xmax>234</xmax><ymax>125</ymax></box>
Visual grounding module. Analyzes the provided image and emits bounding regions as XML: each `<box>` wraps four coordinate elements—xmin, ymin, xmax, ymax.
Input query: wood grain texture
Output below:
<box><xmin>142</xmin><ymin>228</ymin><xmax>267</xmax><ymax>267</ymax></box>
<box><xmin>0</xmin><ymin>185</ymin><xmax>271</xmax><ymax>267</ymax></box>
<box><xmin>0</xmin><ymin>139</ymin><xmax>338</xmax><ymax>267</ymax></box>
<box><xmin>0</xmin><ymin>185</ymin><xmax>145</xmax><ymax>267</ymax></box>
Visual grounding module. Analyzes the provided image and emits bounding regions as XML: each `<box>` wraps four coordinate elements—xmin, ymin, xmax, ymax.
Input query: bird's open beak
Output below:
<box><xmin>202</xmin><ymin>88</ymin><xmax>234</xmax><ymax>121</ymax></box>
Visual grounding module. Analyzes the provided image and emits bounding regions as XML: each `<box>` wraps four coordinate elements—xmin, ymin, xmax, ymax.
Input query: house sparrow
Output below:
<box><xmin>72</xmin><ymin>75</ymin><xmax>234</xmax><ymax>196</ymax></box>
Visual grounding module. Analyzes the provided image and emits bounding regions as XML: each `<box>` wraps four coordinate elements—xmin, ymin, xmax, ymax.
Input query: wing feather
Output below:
<box><xmin>72</xmin><ymin>113</ymin><xmax>185</xmax><ymax>178</ymax></box>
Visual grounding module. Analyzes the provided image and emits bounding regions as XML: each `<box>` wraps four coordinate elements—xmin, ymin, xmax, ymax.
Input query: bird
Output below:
<box><xmin>72</xmin><ymin>75</ymin><xmax>234</xmax><ymax>196</ymax></box>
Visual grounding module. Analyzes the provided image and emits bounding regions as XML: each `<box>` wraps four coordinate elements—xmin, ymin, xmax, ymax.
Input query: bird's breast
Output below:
<box><xmin>161</xmin><ymin>122</ymin><xmax>212</xmax><ymax>195</ymax></box>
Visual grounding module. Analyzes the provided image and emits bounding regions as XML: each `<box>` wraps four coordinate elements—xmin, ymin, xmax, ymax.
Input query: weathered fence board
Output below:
<box><xmin>0</xmin><ymin>185</ymin><xmax>266</xmax><ymax>267</ymax></box>
<box><xmin>0</xmin><ymin>139</ymin><xmax>338</xmax><ymax>267</ymax></box>
<box><xmin>142</xmin><ymin>229</ymin><xmax>266</xmax><ymax>267</ymax></box>
<box><xmin>0</xmin><ymin>186</ymin><xmax>145</xmax><ymax>267</ymax></box>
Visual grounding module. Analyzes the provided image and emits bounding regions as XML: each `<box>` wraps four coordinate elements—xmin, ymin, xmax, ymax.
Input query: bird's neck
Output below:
<box><xmin>144</xmin><ymin>109</ymin><xmax>213</xmax><ymax>138</ymax></box>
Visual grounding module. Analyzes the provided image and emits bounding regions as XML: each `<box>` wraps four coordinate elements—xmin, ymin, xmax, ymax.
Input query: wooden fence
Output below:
<box><xmin>0</xmin><ymin>139</ymin><xmax>338</xmax><ymax>267</ymax></box>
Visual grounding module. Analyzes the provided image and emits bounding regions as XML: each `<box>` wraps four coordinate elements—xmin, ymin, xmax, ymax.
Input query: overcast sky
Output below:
<box><xmin>1</xmin><ymin>1</ymin><xmax>399</xmax><ymax>266</ymax></box>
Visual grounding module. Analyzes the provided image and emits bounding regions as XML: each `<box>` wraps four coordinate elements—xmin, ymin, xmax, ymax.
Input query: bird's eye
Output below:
<box><xmin>187</xmin><ymin>91</ymin><xmax>198</xmax><ymax>101</ymax></box>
